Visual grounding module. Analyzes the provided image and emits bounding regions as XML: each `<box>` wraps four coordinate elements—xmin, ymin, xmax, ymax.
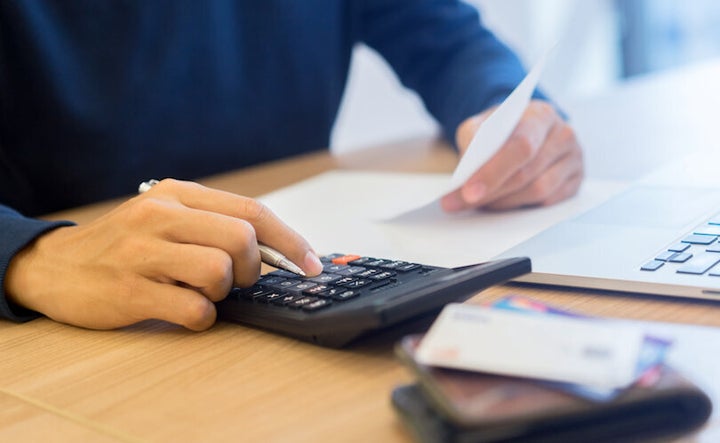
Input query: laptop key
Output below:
<box><xmin>694</xmin><ymin>225</ymin><xmax>720</xmax><ymax>236</ymax></box>
<box><xmin>655</xmin><ymin>251</ymin><xmax>677</xmax><ymax>262</ymax></box>
<box><xmin>676</xmin><ymin>254</ymin><xmax>720</xmax><ymax>275</ymax></box>
<box><xmin>668</xmin><ymin>253</ymin><xmax>692</xmax><ymax>263</ymax></box>
<box><xmin>682</xmin><ymin>234</ymin><xmax>717</xmax><ymax>245</ymax></box>
<box><xmin>641</xmin><ymin>260</ymin><xmax>664</xmax><ymax>271</ymax></box>
<box><xmin>706</xmin><ymin>243</ymin><xmax>720</xmax><ymax>253</ymax></box>
<box><xmin>667</xmin><ymin>243</ymin><xmax>691</xmax><ymax>253</ymax></box>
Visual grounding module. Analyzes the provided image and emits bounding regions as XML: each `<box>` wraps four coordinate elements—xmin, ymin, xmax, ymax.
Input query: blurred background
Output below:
<box><xmin>330</xmin><ymin>0</ymin><xmax>720</xmax><ymax>153</ymax></box>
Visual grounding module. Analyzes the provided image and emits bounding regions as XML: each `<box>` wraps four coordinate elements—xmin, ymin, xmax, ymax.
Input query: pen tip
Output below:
<box><xmin>282</xmin><ymin>259</ymin><xmax>306</xmax><ymax>277</ymax></box>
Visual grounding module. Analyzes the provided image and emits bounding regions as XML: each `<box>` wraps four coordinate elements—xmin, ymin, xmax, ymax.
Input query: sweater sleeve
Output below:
<box><xmin>356</xmin><ymin>0</ymin><xmax>547</xmax><ymax>143</ymax></box>
<box><xmin>0</xmin><ymin>205</ymin><xmax>74</xmax><ymax>321</ymax></box>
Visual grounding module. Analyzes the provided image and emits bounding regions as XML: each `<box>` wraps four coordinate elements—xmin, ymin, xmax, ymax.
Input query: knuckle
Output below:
<box><xmin>151</xmin><ymin>178</ymin><xmax>177</xmax><ymax>193</ymax></box>
<box><xmin>118</xmin><ymin>274</ymin><xmax>146</xmax><ymax>310</ymax></box>
<box><xmin>155</xmin><ymin>178</ymin><xmax>203</xmax><ymax>195</ymax></box>
<box><xmin>528</xmin><ymin>177</ymin><xmax>554</xmax><ymax>201</ymax></box>
<box><xmin>540</xmin><ymin>101</ymin><xmax>555</xmax><ymax>117</ymax></box>
<box><xmin>513</xmin><ymin>166</ymin><xmax>533</xmax><ymax>187</ymax></box>
<box><xmin>531</xmin><ymin>100</ymin><xmax>555</xmax><ymax>119</ymax></box>
<box><xmin>557</xmin><ymin>123</ymin><xmax>578</xmax><ymax>146</ymax></box>
<box><xmin>128</xmin><ymin>197</ymin><xmax>165</xmax><ymax>224</ymax></box>
<box><xmin>118</xmin><ymin>235</ymin><xmax>151</xmax><ymax>261</ymax></box>
<box><xmin>231</xmin><ymin>219</ymin><xmax>257</xmax><ymax>245</ymax></box>
<box><xmin>182</xmin><ymin>298</ymin><xmax>214</xmax><ymax>330</ymax></box>
<box><xmin>239</xmin><ymin>198</ymin><xmax>269</xmax><ymax>223</ymax></box>
<box><xmin>203</xmin><ymin>253</ymin><xmax>233</xmax><ymax>290</ymax></box>
<box><xmin>510</xmin><ymin>133</ymin><xmax>535</xmax><ymax>160</ymax></box>
<box><xmin>235</xmin><ymin>261</ymin><xmax>261</xmax><ymax>288</ymax></box>
<box><xmin>207</xmin><ymin>252</ymin><xmax>233</xmax><ymax>280</ymax></box>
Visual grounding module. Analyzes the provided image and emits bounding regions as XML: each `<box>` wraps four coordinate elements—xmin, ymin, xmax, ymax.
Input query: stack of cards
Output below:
<box><xmin>391</xmin><ymin>296</ymin><xmax>712</xmax><ymax>443</ymax></box>
<box><xmin>415</xmin><ymin>295</ymin><xmax>672</xmax><ymax>401</ymax></box>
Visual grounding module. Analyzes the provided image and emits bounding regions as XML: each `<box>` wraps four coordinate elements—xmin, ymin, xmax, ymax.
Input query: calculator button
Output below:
<box><xmin>355</xmin><ymin>269</ymin><xmax>380</xmax><ymax>278</ymax></box>
<box><xmin>321</xmin><ymin>254</ymin><xmax>345</xmax><ymax>262</ymax></box>
<box><xmin>256</xmin><ymin>276</ymin><xmax>286</xmax><ymax>286</ymax></box>
<box><xmin>307</xmin><ymin>273</ymin><xmax>343</xmax><ymax>284</ymax></box>
<box><xmin>369</xmin><ymin>271</ymin><xmax>396</xmax><ymax>280</ymax></box>
<box><xmin>324</xmin><ymin>264</ymin><xmax>347</xmax><ymax>273</ymax></box>
<box><xmin>329</xmin><ymin>289</ymin><xmax>360</xmax><ymax>301</ymax></box>
<box><xmin>345</xmin><ymin>257</ymin><xmax>375</xmax><ymax>265</ymax></box>
<box><xmin>379</xmin><ymin>261</ymin><xmax>406</xmax><ymax>269</ymax></box>
<box><xmin>275</xmin><ymin>279</ymin><xmax>303</xmax><ymax>289</ymax></box>
<box><xmin>395</xmin><ymin>263</ymin><xmax>421</xmax><ymax>272</ymax></box>
<box><xmin>302</xmin><ymin>299</ymin><xmax>332</xmax><ymax>312</ymax></box>
<box><xmin>289</xmin><ymin>297</ymin><xmax>318</xmax><ymax>309</ymax></box>
<box><xmin>267</xmin><ymin>269</ymin><xmax>302</xmax><ymax>278</ymax></box>
<box><xmin>257</xmin><ymin>291</ymin><xmax>288</xmax><ymax>303</ymax></box>
<box><xmin>338</xmin><ymin>278</ymin><xmax>372</xmax><ymax>289</ymax></box>
<box><xmin>271</xmin><ymin>294</ymin><xmax>304</xmax><ymax>306</ymax></box>
<box><xmin>239</xmin><ymin>287</ymin><xmax>273</xmax><ymax>300</ymax></box>
<box><xmin>293</xmin><ymin>281</ymin><xmax>318</xmax><ymax>292</ymax></box>
<box><xmin>303</xmin><ymin>285</ymin><xmax>330</xmax><ymax>296</ymax></box>
<box><xmin>331</xmin><ymin>254</ymin><xmax>362</xmax><ymax>265</ymax></box>
<box><xmin>362</xmin><ymin>259</ymin><xmax>391</xmax><ymax>267</ymax></box>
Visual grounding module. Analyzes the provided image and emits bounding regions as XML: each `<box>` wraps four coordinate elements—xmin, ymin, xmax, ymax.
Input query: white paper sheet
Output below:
<box><xmin>259</xmin><ymin>170</ymin><xmax>628</xmax><ymax>268</ymax></box>
<box><xmin>380</xmin><ymin>46</ymin><xmax>553</xmax><ymax>220</ymax></box>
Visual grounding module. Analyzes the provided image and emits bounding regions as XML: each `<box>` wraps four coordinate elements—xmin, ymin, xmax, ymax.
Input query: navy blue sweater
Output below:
<box><xmin>0</xmin><ymin>0</ymin><xmax>532</xmax><ymax>320</ymax></box>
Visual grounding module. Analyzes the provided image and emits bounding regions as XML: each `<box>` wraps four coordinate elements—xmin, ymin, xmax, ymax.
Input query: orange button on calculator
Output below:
<box><xmin>331</xmin><ymin>254</ymin><xmax>362</xmax><ymax>265</ymax></box>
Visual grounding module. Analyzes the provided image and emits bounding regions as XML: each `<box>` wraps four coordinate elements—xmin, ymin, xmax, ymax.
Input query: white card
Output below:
<box><xmin>415</xmin><ymin>303</ymin><xmax>645</xmax><ymax>389</ymax></box>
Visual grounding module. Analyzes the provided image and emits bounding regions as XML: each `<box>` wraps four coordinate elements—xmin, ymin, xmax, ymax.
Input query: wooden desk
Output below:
<box><xmin>2</xmin><ymin>137</ymin><xmax>720</xmax><ymax>442</ymax></box>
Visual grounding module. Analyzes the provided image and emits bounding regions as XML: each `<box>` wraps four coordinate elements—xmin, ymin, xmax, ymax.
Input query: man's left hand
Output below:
<box><xmin>441</xmin><ymin>100</ymin><xmax>584</xmax><ymax>212</ymax></box>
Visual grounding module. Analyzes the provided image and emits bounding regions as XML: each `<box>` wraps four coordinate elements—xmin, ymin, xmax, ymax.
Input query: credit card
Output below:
<box><xmin>415</xmin><ymin>303</ymin><xmax>645</xmax><ymax>389</ymax></box>
<box><xmin>488</xmin><ymin>295</ymin><xmax>673</xmax><ymax>377</ymax></box>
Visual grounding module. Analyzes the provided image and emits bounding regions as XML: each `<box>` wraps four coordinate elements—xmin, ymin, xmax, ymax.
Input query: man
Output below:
<box><xmin>0</xmin><ymin>0</ymin><xmax>583</xmax><ymax>330</ymax></box>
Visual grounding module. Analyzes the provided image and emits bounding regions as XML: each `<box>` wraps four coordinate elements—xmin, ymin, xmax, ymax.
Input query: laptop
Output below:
<box><xmin>496</xmin><ymin>151</ymin><xmax>720</xmax><ymax>301</ymax></box>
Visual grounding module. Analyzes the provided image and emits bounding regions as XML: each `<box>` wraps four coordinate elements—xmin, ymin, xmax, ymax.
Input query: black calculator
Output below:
<box><xmin>216</xmin><ymin>254</ymin><xmax>531</xmax><ymax>347</ymax></box>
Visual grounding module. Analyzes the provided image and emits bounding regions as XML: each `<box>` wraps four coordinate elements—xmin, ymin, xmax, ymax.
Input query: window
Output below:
<box><xmin>618</xmin><ymin>0</ymin><xmax>720</xmax><ymax>76</ymax></box>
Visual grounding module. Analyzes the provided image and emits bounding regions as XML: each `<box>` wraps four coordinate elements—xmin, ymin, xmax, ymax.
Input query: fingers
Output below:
<box><xmin>127</xmin><ymin>280</ymin><xmax>217</xmax><ymax>331</ymax></box>
<box><xmin>139</xmin><ymin>242</ymin><xmax>236</xmax><ymax>301</ymax></box>
<box><xmin>127</xmin><ymin>198</ymin><xmax>262</xmax><ymax>288</ymax></box>
<box><xmin>144</xmin><ymin>180</ymin><xmax>322</xmax><ymax>276</ymax></box>
<box><xmin>443</xmin><ymin>101</ymin><xmax>584</xmax><ymax>212</ymax></box>
<box><xmin>482</xmin><ymin>120</ymin><xmax>584</xmax><ymax>209</ymax></box>
<box><xmin>484</xmin><ymin>158</ymin><xmax>583</xmax><ymax>210</ymax></box>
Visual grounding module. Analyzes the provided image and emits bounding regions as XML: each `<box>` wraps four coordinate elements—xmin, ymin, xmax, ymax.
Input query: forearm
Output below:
<box><xmin>357</xmin><ymin>0</ymin><xmax>546</xmax><ymax>142</ymax></box>
<box><xmin>0</xmin><ymin>204</ymin><xmax>74</xmax><ymax>321</ymax></box>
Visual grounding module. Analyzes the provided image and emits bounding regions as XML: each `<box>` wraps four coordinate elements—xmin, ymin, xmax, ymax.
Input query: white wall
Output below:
<box><xmin>330</xmin><ymin>0</ymin><xmax>622</xmax><ymax>153</ymax></box>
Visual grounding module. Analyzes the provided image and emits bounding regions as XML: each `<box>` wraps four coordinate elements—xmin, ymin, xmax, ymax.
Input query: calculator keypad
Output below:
<box><xmin>229</xmin><ymin>254</ymin><xmax>432</xmax><ymax>312</ymax></box>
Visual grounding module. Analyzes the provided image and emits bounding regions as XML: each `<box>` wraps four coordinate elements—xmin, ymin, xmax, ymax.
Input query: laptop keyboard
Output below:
<box><xmin>641</xmin><ymin>216</ymin><xmax>720</xmax><ymax>275</ymax></box>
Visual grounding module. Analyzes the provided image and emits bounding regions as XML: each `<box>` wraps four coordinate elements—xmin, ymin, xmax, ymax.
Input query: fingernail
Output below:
<box><xmin>304</xmin><ymin>251</ymin><xmax>324</xmax><ymax>276</ymax></box>
<box><xmin>462</xmin><ymin>182</ymin><xmax>486</xmax><ymax>204</ymax></box>
<box><xmin>442</xmin><ymin>194</ymin><xmax>466</xmax><ymax>212</ymax></box>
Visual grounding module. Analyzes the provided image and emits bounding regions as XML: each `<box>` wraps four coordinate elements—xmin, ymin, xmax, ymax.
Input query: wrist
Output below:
<box><xmin>4</xmin><ymin>226</ymin><xmax>71</xmax><ymax>313</ymax></box>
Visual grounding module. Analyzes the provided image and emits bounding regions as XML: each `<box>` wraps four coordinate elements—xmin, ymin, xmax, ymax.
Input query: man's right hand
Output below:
<box><xmin>4</xmin><ymin>179</ymin><xmax>323</xmax><ymax>331</ymax></box>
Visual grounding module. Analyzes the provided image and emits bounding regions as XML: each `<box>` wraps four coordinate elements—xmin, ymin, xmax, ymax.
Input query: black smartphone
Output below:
<box><xmin>393</xmin><ymin>334</ymin><xmax>712</xmax><ymax>443</ymax></box>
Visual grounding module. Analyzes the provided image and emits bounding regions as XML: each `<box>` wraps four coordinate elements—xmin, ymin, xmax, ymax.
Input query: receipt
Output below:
<box><xmin>378</xmin><ymin>45</ymin><xmax>554</xmax><ymax>220</ymax></box>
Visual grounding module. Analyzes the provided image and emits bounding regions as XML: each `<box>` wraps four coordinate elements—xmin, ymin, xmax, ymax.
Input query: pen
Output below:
<box><xmin>138</xmin><ymin>179</ymin><xmax>306</xmax><ymax>277</ymax></box>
